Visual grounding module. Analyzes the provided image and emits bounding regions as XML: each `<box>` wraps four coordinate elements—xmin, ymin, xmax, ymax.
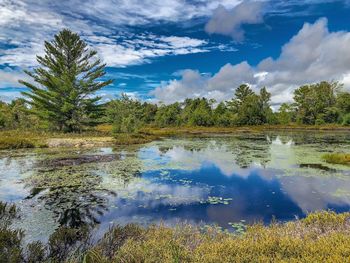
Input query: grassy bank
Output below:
<box><xmin>142</xmin><ymin>124</ymin><xmax>350</xmax><ymax>135</ymax></box>
<box><xmin>1</xmin><ymin>201</ymin><xmax>350</xmax><ymax>262</ymax></box>
<box><xmin>0</xmin><ymin>124</ymin><xmax>349</xmax><ymax>150</ymax></box>
<box><xmin>323</xmin><ymin>153</ymin><xmax>350</xmax><ymax>165</ymax></box>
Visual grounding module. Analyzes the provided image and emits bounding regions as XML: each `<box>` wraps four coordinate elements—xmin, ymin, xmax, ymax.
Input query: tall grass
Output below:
<box><xmin>1</xmin><ymin>201</ymin><xmax>350</xmax><ymax>263</ymax></box>
<box><xmin>323</xmin><ymin>153</ymin><xmax>350</xmax><ymax>165</ymax></box>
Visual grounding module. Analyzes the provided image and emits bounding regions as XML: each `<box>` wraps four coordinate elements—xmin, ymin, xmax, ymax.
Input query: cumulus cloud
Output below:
<box><xmin>205</xmin><ymin>1</ymin><xmax>266</xmax><ymax>41</ymax></box>
<box><xmin>153</xmin><ymin>18</ymin><xmax>350</xmax><ymax>106</ymax></box>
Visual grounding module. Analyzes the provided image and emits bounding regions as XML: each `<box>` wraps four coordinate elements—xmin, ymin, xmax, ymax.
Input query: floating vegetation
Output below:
<box><xmin>200</xmin><ymin>196</ymin><xmax>233</xmax><ymax>205</ymax></box>
<box><xmin>37</xmin><ymin>154</ymin><xmax>119</xmax><ymax>168</ymax></box>
<box><xmin>25</xmin><ymin>168</ymin><xmax>102</xmax><ymax>190</ymax></box>
<box><xmin>228</xmin><ymin>221</ymin><xmax>246</xmax><ymax>234</ymax></box>
<box><xmin>179</xmin><ymin>179</ymin><xmax>192</xmax><ymax>185</ymax></box>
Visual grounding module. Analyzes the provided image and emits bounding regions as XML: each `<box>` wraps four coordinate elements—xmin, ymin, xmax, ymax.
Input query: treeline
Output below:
<box><xmin>104</xmin><ymin>81</ymin><xmax>350</xmax><ymax>133</ymax></box>
<box><xmin>1</xmin><ymin>81</ymin><xmax>349</xmax><ymax>132</ymax></box>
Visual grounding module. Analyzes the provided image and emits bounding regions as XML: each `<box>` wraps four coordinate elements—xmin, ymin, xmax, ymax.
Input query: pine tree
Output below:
<box><xmin>228</xmin><ymin>84</ymin><xmax>254</xmax><ymax>113</ymax></box>
<box><xmin>19</xmin><ymin>29</ymin><xmax>113</xmax><ymax>132</ymax></box>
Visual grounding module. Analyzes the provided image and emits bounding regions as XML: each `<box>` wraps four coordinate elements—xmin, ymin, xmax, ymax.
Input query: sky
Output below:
<box><xmin>1</xmin><ymin>0</ymin><xmax>350</xmax><ymax>108</ymax></box>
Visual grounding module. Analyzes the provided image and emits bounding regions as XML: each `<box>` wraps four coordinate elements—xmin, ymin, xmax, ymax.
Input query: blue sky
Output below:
<box><xmin>1</xmin><ymin>0</ymin><xmax>350</xmax><ymax>107</ymax></box>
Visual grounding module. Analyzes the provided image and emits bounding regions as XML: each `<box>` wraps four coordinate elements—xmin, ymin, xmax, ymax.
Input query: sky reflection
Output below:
<box><xmin>0</xmin><ymin>132</ymin><xmax>349</xmax><ymax>241</ymax></box>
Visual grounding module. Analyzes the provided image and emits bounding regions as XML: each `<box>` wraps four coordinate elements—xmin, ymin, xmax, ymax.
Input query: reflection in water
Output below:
<box><xmin>0</xmin><ymin>132</ymin><xmax>349</xmax><ymax>241</ymax></box>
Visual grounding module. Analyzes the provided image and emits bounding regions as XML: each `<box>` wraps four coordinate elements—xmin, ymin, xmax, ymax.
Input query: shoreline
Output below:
<box><xmin>0</xmin><ymin>125</ymin><xmax>349</xmax><ymax>150</ymax></box>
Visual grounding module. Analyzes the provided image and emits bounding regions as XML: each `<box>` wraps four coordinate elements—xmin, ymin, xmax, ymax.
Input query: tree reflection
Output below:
<box><xmin>25</xmin><ymin>151</ymin><xmax>143</xmax><ymax>229</ymax></box>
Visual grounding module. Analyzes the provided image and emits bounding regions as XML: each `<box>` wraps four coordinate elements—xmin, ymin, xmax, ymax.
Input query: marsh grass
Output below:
<box><xmin>0</xmin><ymin>134</ymin><xmax>42</xmax><ymax>150</ymax></box>
<box><xmin>323</xmin><ymin>153</ymin><xmax>350</xmax><ymax>165</ymax></box>
<box><xmin>2</xmin><ymin>201</ymin><xmax>350</xmax><ymax>263</ymax></box>
<box><xmin>113</xmin><ymin>133</ymin><xmax>159</xmax><ymax>145</ymax></box>
<box><xmin>0</xmin><ymin>124</ymin><xmax>349</xmax><ymax>149</ymax></box>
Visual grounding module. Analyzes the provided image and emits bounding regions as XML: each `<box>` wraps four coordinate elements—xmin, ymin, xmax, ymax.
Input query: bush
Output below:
<box><xmin>0</xmin><ymin>137</ymin><xmax>36</xmax><ymax>150</ymax></box>
<box><xmin>323</xmin><ymin>153</ymin><xmax>350</xmax><ymax>165</ymax></box>
<box><xmin>342</xmin><ymin>113</ymin><xmax>350</xmax><ymax>126</ymax></box>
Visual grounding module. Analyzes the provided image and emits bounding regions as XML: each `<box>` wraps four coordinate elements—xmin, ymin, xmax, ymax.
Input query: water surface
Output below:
<box><xmin>1</xmin><ymin>132</ymin><xmax>350</xmax><ymax>241</ymax></box>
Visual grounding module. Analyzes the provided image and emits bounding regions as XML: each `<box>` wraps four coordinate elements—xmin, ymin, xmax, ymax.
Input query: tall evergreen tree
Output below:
<box><xmin>228</xmin><ymin>84</ymin><xmax>254</xmax><ymax>113</ymax></box>
<box><xmin>19</xmin><ymin>29</ymin><xmax>113</xmax><ymax>132</ymax></box>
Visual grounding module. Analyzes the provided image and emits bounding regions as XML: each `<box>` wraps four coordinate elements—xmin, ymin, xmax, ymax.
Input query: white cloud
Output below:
<box><xmin>205</xmin><ymin>1</ymin><xmax>266</xmax><ymax>41</ymax></box>
<box><xmin>46</xmin><ymin>0</ymin><xmax>242</xmax><ymax>26</ymax></box>
<box><xmin>0</xmin><ymin>1</ymin><xmax>233</xmax><ymax>69</ymax></box>
<box><xmin>153</xmin><ymin>18</ymin><xmax>350</xmax><ymax>106</ymax></box>
<box><xmin>93</xmin><ymin>34</ymin><xmax>210</xmax><ymax>67</ymax></box>
<box><xmin>0</xmin><ymin>68</ymin><xmax>30</xmax><ymax>88</ymax></box>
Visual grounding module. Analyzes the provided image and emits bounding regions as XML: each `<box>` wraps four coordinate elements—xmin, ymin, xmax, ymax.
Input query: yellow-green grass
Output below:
<box><xmin>323</xmin><ymin>153</ymin><xmax>350</xmax><ymax>165</ymax></box>
<box><xmin>0</xmin><ymin>130</ymin><xmax>112</xmax><ymax>150</ymax></box>
<box><xmin>113</xmin><ymin>133</ymin><xmax>160</xmax><ymax>145</ymax></box>
<box><xmin>83</xmin><ymin>211</ymin><xmax>350</xmax><ymax>263</ymax></box>
<box><xmin>2</xmin><ymin>202</ymin><xmax>350</xmax><ymax>263</ymax></box>
<box><xmin>0</xmin><ymin>131</ymin><xmax>49</xmax><ymax>149</ymax></box>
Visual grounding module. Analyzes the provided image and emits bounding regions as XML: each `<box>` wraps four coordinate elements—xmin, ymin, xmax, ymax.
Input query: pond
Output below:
<box><xmin>1</xmin><ymin>131</ymin><xmax>350</xmax><ymax>242</ymax></box>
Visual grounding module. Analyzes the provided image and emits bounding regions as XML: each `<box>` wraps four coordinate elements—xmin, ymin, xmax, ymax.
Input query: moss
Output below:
<box><xmin>322</xmin><ymin>153</ymin><xmax>350</xmax><ymax>165</ymax></box>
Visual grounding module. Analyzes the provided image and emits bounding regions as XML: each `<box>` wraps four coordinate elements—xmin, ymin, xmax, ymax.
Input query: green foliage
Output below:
<box><xmin>342</xmin><ymin>113</ymin><xmax>350</xmax><ymax>126</ymax></box>
<box><xmin>19</xmin><ymin>29</ymin><xmax>112</xmax><ymax>132</ymax></box>
<box><xmin>294</xmin><ymin>81</ymin><xmax>341</xmax><ymax>124</ymax></box>
<box><xmin>228</xmin><ymin>86</ymin><xmax>274</xmax><ymax>125</ymax></box>
<box><xmin>181</xmin><ymin>98</ymin><xmax>214</xmax><ymax>126</ymax></box>
<box><xmin>214</xmin><ymin>103</ymin><xmax>236</xmax><ymax>126</ymax></box>
<box><xmin>155</xmin><ymin>102</ymin><xmax>182</xmax><ymax>127</ymax></box>
<box><xmin>0</xmin><ymin>99</ymin><xmax>40</xmax><ymax>130</ymax></box>
<box><xmin>227</xmin><ymin>84</ymin><xmax>254</xmax><ymax>113</ymax></box>
<box><xmin>277</xmin><ymin>103</ymin><xmax>294</xmax><ymax>125</ymax></box>
<box><xmin>106</xmin><ymin>94</ymin><xmax>156</xmax><ymax>134</ymax></box>
<box><xmin>336</xmin><ymin>92</ymin><xmax>350</xmax><ymax>114</ymax></box>
<box><xmin>103</xmin><ymin>81</ymin><xmax>349</xmax><ymax>129</ymax></box>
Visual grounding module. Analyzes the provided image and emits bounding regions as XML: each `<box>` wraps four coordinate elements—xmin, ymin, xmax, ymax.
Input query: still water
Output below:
<box><xmin>0</xmin><ymin>132</ymin><xmax>350</xmax><ymax>241</ymax></box>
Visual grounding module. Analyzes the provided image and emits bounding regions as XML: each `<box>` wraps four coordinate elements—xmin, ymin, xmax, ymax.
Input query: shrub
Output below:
<box><xmin>342</xmin><ymin>113</ymin><xmax>350</xmax><ymax>126</ymax></box>
<box><xmin>323</xmin><ymin>153</ymin><xmax>350</xmax><ymax>165</ymax></box>
<box><xmin>0</xmin><ymin>137</ymin><xmax>35</xmax><ymax>150</ymax></box>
